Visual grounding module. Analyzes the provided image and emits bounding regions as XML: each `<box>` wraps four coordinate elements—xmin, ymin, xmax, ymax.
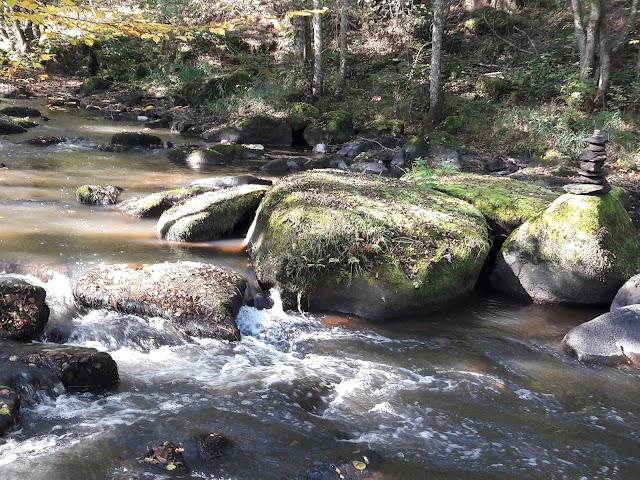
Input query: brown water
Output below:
<box><xmin>1</xmin><ymin>99</ymin><xmax>639</xmax><ymax>480</ymax></box>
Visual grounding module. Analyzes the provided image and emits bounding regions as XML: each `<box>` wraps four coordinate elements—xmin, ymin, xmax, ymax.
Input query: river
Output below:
<box><xmin>0</xmin><ymin>99</ymin><xmax>639</xmax><ymax>479</ymax></box>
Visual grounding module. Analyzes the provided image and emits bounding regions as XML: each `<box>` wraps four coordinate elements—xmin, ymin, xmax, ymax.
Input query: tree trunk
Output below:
<box><xmin>426</xmin><ymin>0</ymin><xmax>447</xmax><ymax>124</ymax></box>
<box><xmin>335</xmin><ymin>0</ymin><xmax>349</xmax><ymax>96</ymax></box>
<box><xmin>312</xmin><ymin>0</ymin><xmax>324</xmax><ymax>97</ymax></box>
<box><xmin>596</xmin><ymin>3</ymin><xmax>611</xmax><ymax>107</ymax></box>
<box><xmin>292</xmin><ymin>0</ymin><xmax>307</xmax><ymax>64</ymax></box>
<box><xmin>570</xmin><ymin>0</ymin><xmax>602</xmax><ymax>83</ymax></box>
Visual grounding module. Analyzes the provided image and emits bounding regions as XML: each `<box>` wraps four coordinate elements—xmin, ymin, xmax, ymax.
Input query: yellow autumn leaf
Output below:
<box><xmin>209</xmin><ymin>27</ymin><xmax>225</xmax><ymax>36</ymax></box>
<box><xmin>152</xmin><ymin>35</ymin><xmax>161</xmax><ymax>43</ymax></box>
<box><xmin>84</xmin><ymin>38</ymin><xmax>94</xmax><ymax>47</ymax></box>
<box><xmin>39</xmin><ymin>74</ymin><xmax>49</xmax><ymax>81</ymax></box>
<box><xmin>142</xmin><ymin>105</ymin><xmax>155</xmax><ymax>111</ymax></box>
<box><xmin>40</xmin><ymin>54</ymin><xmax>54</xmax><ymax>61</ymax></box>
<box><xmin>273</xmin><ymin>20</ymin><xmax>282</xmax><ymax>31</ymax></box>
<box><xmin>6</xmin><ymin>0</ymin><xmax>17</xmax><ymax>8</ymax></box>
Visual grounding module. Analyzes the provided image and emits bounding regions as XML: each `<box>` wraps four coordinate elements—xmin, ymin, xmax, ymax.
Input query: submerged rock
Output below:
<box><xmin>182</xmin><ymin>144</ymin><xmax>264</xmax><ymax>168</ymax></box>
<box><xmin>490</xmin><ymin>192</ymin><xmax>640</xmax><ymax>305</ymax></box>
<box><xmin>157</xmin><ymin>184</ymin><xmax>269</xmax><ymax>242</ymax></box>
<box><xmin>0</xmin><ymin>338</ymin><xmax>119</xmax><ymax>389</ymax></box>
<box><xmin>22</xmin><ymin>135</ymin><xmax>66</xmax><ymax>146</ymax></box>
<box><xmin>73</xmin><ymin>262</ymin><xmax>246</xmax><ymax>340</ymax></box>
<box><xmin>195</xmin><ymin>432</ymin><xmax>232</xmax><ymax>463</ymax></box>
<box><xmin>0</xmin><ymin>278</ymin><xmax>50</xmax><ymax>342</ymax></box>
<box><xmin>190</xmin><ymin>174</ymin><xmax>273</xmax><ymax>189</ymax></box>
<box><xmin>562</xmin><ymin>305</ymin><xmax>640</xmax><ymax>366</ymax></box>
<box><xmin>76</xmin><ymin>185</ymin><xmax>123</xmax><ymax>205</ymax></box>
<box><xmin>0</xmin><ymin>385</ymin><xmax>20</xmax><ymax>436</ymax></box>
<box><xmin>249</xmin><ymin>170</ymin><xmax>490</xmax><ymax>320</ymax></box>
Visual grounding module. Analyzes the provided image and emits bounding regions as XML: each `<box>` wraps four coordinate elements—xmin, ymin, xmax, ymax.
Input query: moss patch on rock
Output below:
<box><xmin>427</xmin><ymin>173</ymin><xmax>559</xmax><ymax>234</ymax></box>
<box><xmin>249</xmin><ymin>169</ymin><xmax>490</xmax><ymax>319</ymax></box>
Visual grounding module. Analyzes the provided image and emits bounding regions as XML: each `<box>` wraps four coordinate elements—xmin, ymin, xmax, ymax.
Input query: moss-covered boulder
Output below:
<box><xmin>248</xmin><ymin>170</ymin><xmax>490</xmax><ymax>320</ymax></box>
<box><xmin>158</xmin><ymin>184</ymin><xmax>269</xmax><ymax>242</ymax></box>
<box><xmin>73</xmin><ymin>262</ymin><xmax>246</xmax><ymax>340</ymax></box>
<box><xmin>0</xmin><ymin>278</ymin><xmax>49</xmax><ymax>342</ymax></box>
<box><xmin>76</xmin><ymin>185</ymin><xmax>123</xmax><ymax>205</ymax></box>
<box><xmin>302</xmin><ymin>110</ymin><xmax>354</xmax><ymax>147</ymax></box>
<box><xmin>118</xmin><ymin>186</ymin><xmax>213</xmax><ymax>218</ymax></box>
<box><xmin>430</xmin><ymin>173</ymin><xmax>559</xmax><ymax>235</ymax></box>
<box><xmin>490</xmin><ymin>192</ymin><xmax>640</xmax><ymax>305</ymax></box>
<box><xmin>562</xmin><ymin>305</ymin><xmax>640</xmax><ymax>367</ymax></box>
<box><xmin>191</xmin><ymin>174</ymin><xmax>272</xmax><ymax>189</ymax></box>
<box><xmin>111</xmin><ymin>132</ymin><xmax>163</xmax><ymax>148</ymax></box>
<box><xmin>287</xmin><ymin>102</ymin><xmax>321</xmax><ymax>136</ymax></box>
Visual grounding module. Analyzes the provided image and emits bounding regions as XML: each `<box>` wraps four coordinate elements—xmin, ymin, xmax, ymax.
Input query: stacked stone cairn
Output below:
<box><xmin>564</xmin><ymin>129</ymin><xmax>610</xmax><ymax>195</ymax></box>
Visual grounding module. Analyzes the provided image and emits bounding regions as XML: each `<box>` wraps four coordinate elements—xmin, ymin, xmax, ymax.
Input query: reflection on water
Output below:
<box><xmin>1</xmin><ymin>100</ymin><xmax>640</xmax><ymax>479</ymax></box>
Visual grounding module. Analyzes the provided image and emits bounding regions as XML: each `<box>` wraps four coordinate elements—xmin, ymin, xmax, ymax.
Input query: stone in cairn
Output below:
<box><xmin>564</xmin><ymin>129</ymin><xmax>611</xmax><ymax>195</ymax></box>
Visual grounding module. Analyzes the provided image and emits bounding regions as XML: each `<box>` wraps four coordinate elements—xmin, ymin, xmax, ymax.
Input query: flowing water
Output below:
<box><xmin>1</xmin><ymin>99</ymin><xmax>639</xmax><ymax>480</ymax></box>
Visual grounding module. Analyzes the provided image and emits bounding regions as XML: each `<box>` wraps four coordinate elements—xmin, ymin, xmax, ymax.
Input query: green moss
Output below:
<box><xmin>249</xmin><ymin>170</ymin><xmax>490</xmax><ymax>307</ymax></box>
<box><xmin>427</xmin><ymin>173</ymin><xmax>559</xmax><ymax>233</ymax></box>
<box><xmin>428</xmin><ymin>131</ymin><xmax>464</xmax><ymax>149</ymax></box>
<box><xmin>322</xmin><ymin>110</ymin><xmax>353</xmax><ymax>135</ymax></box>
<box><xmin>291</xmin><ymin>102</ymin><xmax>320</xmax><ymax>118</ymax></box>
<box><xmin>365</xmin><ymin>116</ymin><xmax>405</xmax><ymax>137</ymax></box>
<box><xmin>475</xmin><ymin>76</ymin><xmax>510</xmax><ymax>99</ymax></box>
<box><xmin>75</xmin><ymin>185</ymin><xmax>92</xmax><ymax>202</ymax></box>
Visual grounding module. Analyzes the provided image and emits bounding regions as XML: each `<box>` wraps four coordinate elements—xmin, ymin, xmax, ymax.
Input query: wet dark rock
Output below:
<box><xmin>111</xmin><ymin>132</ymin><xmax>163</xmax><ymax>148</ymax></box>
<box><xmin>0</xmin><ymin>106</ymin><xmax>41</xmax><ymax>117</ymax></box>
<box><xmin>157</xmin><ymin>184</ymin><xmax>269</xmax><ymax>242</ymax></box>
<box><xmin>404</xmin><ymin>136</ymin><xmax>429</xmax><ymax>162</ymax></box>
<box><xmin>22</xmin><ymin>135</ymin><xmax>66</xmax><ymax>146</ymax></box>
<box><xmin>73</xmin><ymin>262</ymin><xmax>246</xmax><ymax>340</ymax></box>
<box><xmin>349</xmin><ymin>161</ymin><xmax>388</xmax><ymax>175</ymax></box>
<box><xmin>234</xmin><ymin>116</ymin><xmax>293</xmax><ymax>147</ymax></box>
<box><xmin>562</xmin><ymin>305</ymin><xmax>640</xmax><ymax>366</ymax></box>
<box><xmin>338</xmin><ymin>140</ymin><xmax>375</xmax><ymax>159</ymax></box>
<box><xmin>0</xmin><ymin>338</ymin><xmax>119</xmax><ymax>389</ymax></box>
<box><xmin>484</xmin><ymin>156</ymin><xmax>507</xmax><ymax>172</ymax></box>
<box><xmin>303</xmin><ymin>449</ymin><xmax>383</xmax><ymax>480</ymax></box>
<box><xmin>611</xmin><ymin>273</ymin><xmax>640</xmax><ymax>310</ymax></box>
<box><xmin>0</xmin><ymin>385</ymin><xmax>20</xmax><ymax>436</ymax></box>
<box><xmin>260</xmin><ymin>156</ymin><xmax>324</xmax><ymax>174</ymax></box>
<box><xmin>0</xmin><ymin>355</ymin><xmax>64</xmax><ymax>403</ymax></box>
<box><xmin>0</xmin><ymin>278</ymin><xmax>50</xmax><ymax>342</ymax></box>
<box><xmin>390</xmin><ymin>147</ymin><xmax>407</xmax><ymax>167</ymax></box>
<box><xmin>76</xmin><ymin>185</ymin><xmax>123</xmax><ymax>205</ymax></box>
<box><xmin>0</xmin><ymin>118</ymin><xmax>27</xmax><ymax>134</ymax></box>
<box><xmin>425</xmin><ymin>146</ymin><xmax>462</xmax><ymax>170</ymax></box>
<box><xmin>143</xmin><ymin>440</ymin><xmax>188</xmax><ymax>473</ymax></box>
<box><xmin>195</xmin><ymin>432</ymin><xmax>232</xmax><ymax>463</ymax></box>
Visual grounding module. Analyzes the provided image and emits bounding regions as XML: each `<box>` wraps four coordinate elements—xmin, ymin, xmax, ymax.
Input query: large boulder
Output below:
<box><xmin>562</xmin><ymin>305</ymin><xmax>640</xmax><ymax>366</ymax></box>
<box><xmin>0</xmin><ymin>278</ymin><xmax>50</xmax><ymax>342</ymax></box>
<box><xmin>429</xmin><ymin>173</ymin><xmax>559</xmax><ymax>235</ymax></box>
<box><xmin>248</xmin><ymin>170</ymin><xmax>490</xmax><ymax>320</ymax></box>
<box><xmin>158</xmin><ymin>184</ymin><xmax>269</xmax><ymax>242</ymax></box>
<box><xmin>73</xmin><ymin>262</ymin><xmax>246</xmax><ymax>340</ymax></box>
<box><xmin>232</xmin><ymin>116</ymin><xmax>293</xmax><ymax>147</ymax></box>
<box><xmin>191</xmin><ymin>174</ymin><xmax>272</xmax><ymax>189</ymax></box>
<box><xmin>490</xmin><ymin>192</ymin><xmax>640</xmax><ymax>305</ymax></box>
<box><xmin>0</xmin><ymin>106</ymin><xmax>41</xmax><ymax>117</ymax></box>
<box><xmin>0</xmin><ymin>339</ymin><xmax>119</xmax><ymax>389</ymax></box>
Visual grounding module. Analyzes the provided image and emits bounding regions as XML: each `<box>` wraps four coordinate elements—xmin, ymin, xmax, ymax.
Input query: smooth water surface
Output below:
<box><xmin>0</xmin><ymin>99</ymin><xmax>639</xmax><ymax>480</ymax></box>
